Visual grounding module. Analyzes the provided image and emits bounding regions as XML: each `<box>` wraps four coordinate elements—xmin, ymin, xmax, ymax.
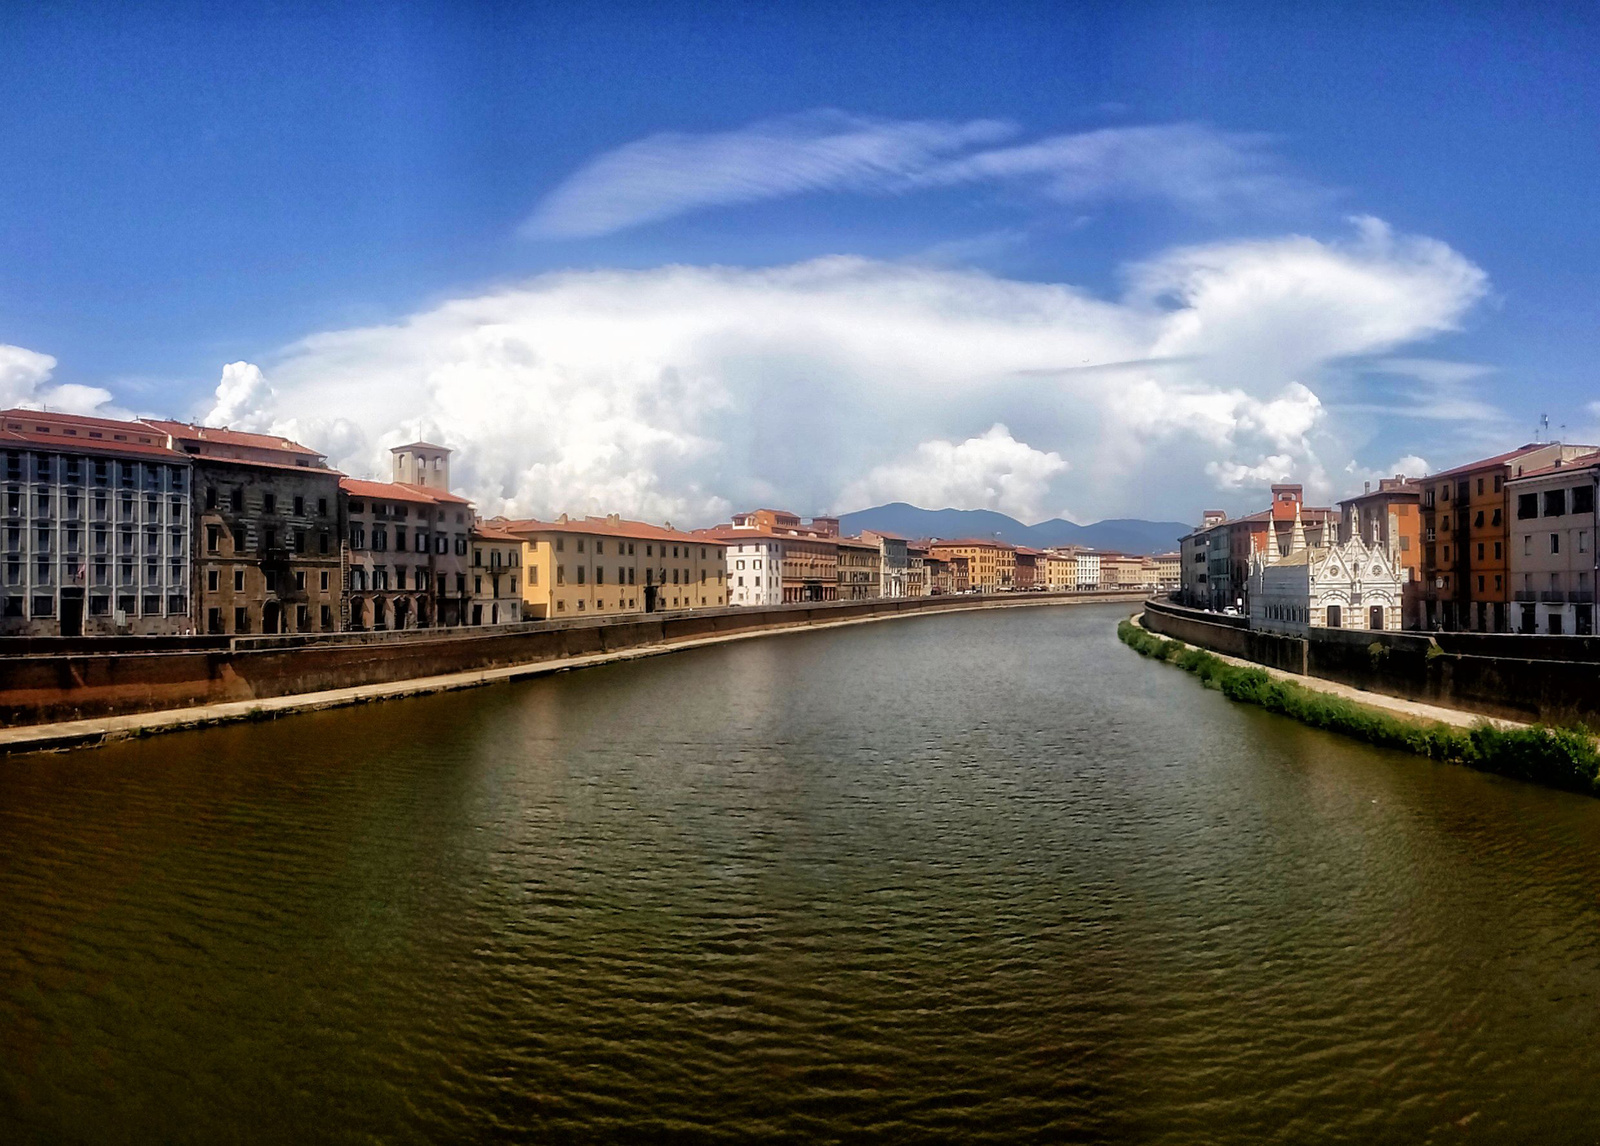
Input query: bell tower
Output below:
<box><xmin>392</xmin><ymin>441</ymin><xmax>452</xmax><ymax>489</ymax></box>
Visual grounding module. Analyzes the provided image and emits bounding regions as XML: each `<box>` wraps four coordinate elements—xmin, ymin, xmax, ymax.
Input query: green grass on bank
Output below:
<box><xmin>1118</xmin><ymin>618</ymin><xmax>1600</xmax><ymax>796</ymax></box>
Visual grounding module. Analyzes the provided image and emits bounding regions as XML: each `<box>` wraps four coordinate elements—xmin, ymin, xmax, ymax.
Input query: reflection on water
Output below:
<box><xmin>3</xmin><ymin>604</ymin><xmax>1600</xmax><ymax>1142</ymax></box>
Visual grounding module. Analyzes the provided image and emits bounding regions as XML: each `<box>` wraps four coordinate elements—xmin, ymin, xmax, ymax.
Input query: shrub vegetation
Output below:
<box><xmin>1118</xmin><ymin>617</ymin><xmax>1600</xmax><ymax>795</ymax></box>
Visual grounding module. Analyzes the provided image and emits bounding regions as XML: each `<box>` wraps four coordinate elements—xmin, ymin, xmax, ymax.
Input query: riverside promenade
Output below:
<box><xmin>0</xmin><ymin>591</ymin><xmax>1144</xmax><ymax>756</ymax></box>
<box><xmin>1127</xmin><ymin>612</ymin><xmax>1525</xmax><ymax>732</ymax></box>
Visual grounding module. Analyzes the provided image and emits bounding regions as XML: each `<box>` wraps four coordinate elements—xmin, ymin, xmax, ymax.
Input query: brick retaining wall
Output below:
<box><xmin>0</xmin><ymin>591</ymin><xmax>1146</xmax><ymax>727</ymax></box>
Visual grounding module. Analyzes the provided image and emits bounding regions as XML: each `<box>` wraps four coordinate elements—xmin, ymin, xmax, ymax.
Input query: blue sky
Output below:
<box><xmin>3</xmin><ymin>3</ymin><xmax>1597</xmax><ymax>524</ymax></box>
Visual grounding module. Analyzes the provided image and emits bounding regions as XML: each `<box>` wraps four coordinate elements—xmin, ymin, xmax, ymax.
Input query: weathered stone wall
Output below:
<box><xmin>0</xmin><ymin>591</ymin><xmax>1146</xmax><ymax>727</ymax></box>
<box><xmin>1141</xmin><ymin>598</ymin><xmax>1600</xmax><ymax>728</ymax></box>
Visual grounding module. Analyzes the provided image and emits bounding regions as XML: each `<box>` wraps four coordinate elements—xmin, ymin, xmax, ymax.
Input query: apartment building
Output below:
<box><xmin>145</xmin><ymin>420</ymin><xmax>341</xmax><ymax>636</ymax></box>
<box><xmin>1013</xmin><ymin>547</ymin><xmax>1042</xmax><ymax>590</ymax></box>
<box><xmin>860</xmin><ymin>529</ymin><xmax>910</xmax><ymax>597</ymax></box>
<box><xmin>1418</xmin><ymin>443</ymin><xmax>1595</xmax><ymax>631</ymax></box>
<box><xmin>1505</xmin><ymin>455</ymin><xmax>1600</xmax><ymax>634</ymax></box>
<box><xmin>836</xmin><ymin>536</ymin><xmax>882</xmax><ymax>600</ymax></box>
<box><xmin>1</xmin><ymin>410</ymin><xmax>193</xmax><ymax>636</ymax></box>
<box><xmin>1337</xmin><ymin>477</ymin><xmax>1423</xmax><ymax>628</ymax></box>
<box><xmin>905</xmin><ymin>542</ymin><xmax>929</xmax><ymax>597</ymax></box>
<box><xmin>1042</xmin><ymin>550</ymin><xmax>1077</xmax><ymax>590</ymax></box>
<box><xmin>1154</xmin><ymin>552</ymin><xmax>1181</xmax><ymax>590</ymax></box>
<box><xmin>508</xmin><ymin>514</ymin><xmax>727</xmax><ymax>618</ymax></box>
<box><xmin>718</xmin><ymin>533</ymin><xmax>784</xmax><ymax>607</ymax></box>
<box><xmin>711</xmin><ymin>509</ymin><xmax>840</xmax><ymax>602</ymax></box>
<box><xmin>928</xmin><ymin>539</ymin><xmax>1015</xmax><ymax>592</ymax></box>
<box><xmin>1074</xmin><ymin>549</ymin><xmax>1101</xmax><ymax>592</ymax></box>
<box><xmin>469</xmin><ymin>523</ymin><xmax>524</xmax><ymax>625</ymax></box>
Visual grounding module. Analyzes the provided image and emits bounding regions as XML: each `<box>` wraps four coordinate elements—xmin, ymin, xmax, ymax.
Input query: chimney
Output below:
<box><xmin>1364</xmin><ymin>481</ymin><xmax>1371</xmax><ymax>493</ymax></box>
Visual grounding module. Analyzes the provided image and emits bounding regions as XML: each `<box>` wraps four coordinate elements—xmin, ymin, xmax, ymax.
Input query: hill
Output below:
<box><xmin>836</xmin><ymin>503</ymin><xmax>1188</xmax><ymax>555</ymax></box>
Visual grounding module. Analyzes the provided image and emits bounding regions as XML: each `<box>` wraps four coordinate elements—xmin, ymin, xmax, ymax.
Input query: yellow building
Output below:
<box><xmin>500</xmin><ymin>513</ymin><xmax>728</xmax><ymax>619</ymax></box>
<box><xmin>928</xmin><ymin>539</ymin><xmax>1015</xmax><ymax>592</ymax></box>
<box><xmin>1042</xmin><ymin>550</ymin><xmax>1077</xmax><ymax>590</ymax></box>
<box><xmin>1155</xmin><ymin>551</ymin><xmax>1181</xmax><ymax>590</ymax></box>
<box><xmin>835</xmin><ymin>536</ymin><xmax>882</xmax><ymax>600</ymax></box>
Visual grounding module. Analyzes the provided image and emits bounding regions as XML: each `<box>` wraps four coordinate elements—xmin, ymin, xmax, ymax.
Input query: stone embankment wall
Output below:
<box><xmin>1142</xmin><ymin>599</ymin><xmax>1600</xmax><ymax>728</ymax></box>
<box><xmin>0</xmin><ymin>591</ymin><xmax>1146</xmax><ymax>727</ymax></box>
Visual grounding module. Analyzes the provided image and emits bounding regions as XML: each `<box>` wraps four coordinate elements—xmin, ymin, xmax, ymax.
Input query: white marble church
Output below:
<box><xmin>1248</xmin><ymin>505</ymin><xmax>1406</xmax><ymax>634</ymax></box>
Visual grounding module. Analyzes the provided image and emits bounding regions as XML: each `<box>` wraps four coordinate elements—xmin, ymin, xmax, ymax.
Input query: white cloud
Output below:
<box><xmin>178</xmin><ymin>219</ymin><xmax>1490</xmax><ymax>525</ymax></box>
<box><xmin>205</xmin><ymin>362</ymin><xmax>277</xmax><ymax>431</ymax></box>
<box><xmin>525</xmin><ymin>112</ymin><xmax>1313</xmax><ymax>238</ymax></box>
<box><xmin>525</xmin><ymin>110</ymin><xmax>1015</xmax><ymax>238</ymax></box>
<box><xmin>840</xmin><ymin>424</ymin><xmax>1067</xmax><ymax>521</ymax></box>
<box><xmin>0</xmin><ymin>343</ymin><xmax>118</xmax><ymax>416</ymax></box>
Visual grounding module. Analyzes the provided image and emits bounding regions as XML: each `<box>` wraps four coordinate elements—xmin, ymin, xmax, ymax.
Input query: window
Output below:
<box><xmin>556</xmin><ymin>537</ymin><xmax>564</xmax><ymax>552</ymax></box>
<box><xmin>1552</xmin><ymin>533</ymin><xmax>1561</xmax><ymax>555</ymax></box>
<box><xmin>235</xmin><ymin>606</ymin><xmax>248</xmax><ymax>632</ymax></box>
<box><xmin>1474</xmin><ymin>511</ymin><xmax>1484</xmax><ymax>528</ymax></box>
<box><xmin>206</xmin><ymin>486</ymin><xmax>218</xmax><ymax>510</ymax></box>
<box><xmin>595</xmin><ymin>567</ymin><xmax>604</xmax><ymax>585</ymax></box>
<box><xmin>556</xmin><ymin>565</ymin><xmax>565</xmax><ymax>585</ymax></box>
<box><xmin>1477</xmin><ymin>478</ymin><xmax>1484</xmax><ymax>496</ymax></box>
<box><xmin>1575</xmin><ymin>486</ymin><xmax>1595</xmax><ymax>515</ymax></box>
<box><xmin>1517</xmin><ymin>493</ymin><xmax>1537</xmax><ymax>519</ymax></box>
<box><xmin>577</xmin><ymin>539</ymin><xmax>584</xmax><ymax>553</ymax></box>
<box><xmin>596</xmin><ymin>541</ymin><xmax>604</xmax><ymax>555</ymax></box>
<box><xmin>264</xmin><ymin>528</ymin><xmax>276</xmax><ymax>551</ymax></box>
<box><xmin>318</xmin><ymin>498</ymin><xmax>328</xmax><ymax>516</ymax></box>
<box><xmin>293</xmin><ymin>495</ymin><xmax>304</xmax><ymax>515</ymax></box>
<box><xmin>294</xmin><ymin>530</ymin><xmax>306</xmax><ymax>553</ymax></box>
<box><xmin>321</xmin><ymin>605</ymin><xmax>332</xmax><ymax>630</ymax></box>
<box><xmin>265</xmin><ymin>570</ymin><xmax>278</xmax><ymax>593</ymax></box>
<box><xmin>207</xmin><ymin>525</ymin><xmax>221</xmax><ymax>553</ymax></box>
<box><xmin>263</xmin><ymin>493</ymin><xmax>276</xmax><ymax>513</ymax></box>
<box><xmin>1494</xmin><ymin>542</ymin><xmax>1501</xmax><ymax>559</ymax></box>
<box><xmin>576</xmin><ymin>566</ymin><xmax>585</xmax><ymax>584</ymax></box>
<box><xmin>295</xmin><ymin>571</ymin><xmax>306</xmax><ymax>591</ymax></box>
<box><xmin>530</xmin><ymin>566</ymin><xmax>538</xmax><ymax>585</ymax></box>
<box><xmin>1545</xmin><ymin>489</ymin><xmax>1567</xmax><ymax>518</ymax></box>
<box><xmin>1477</xmin><ymin>576</ymin><xmax>1484</xmax><ymax>592</ymax></box>
<box><xmin>207</xmin><ymin>569</ymin><xmax>219</xmax><ymax>592</ymax></box>
<box><xmin>234</xmin><ymin>569</ymin><xmax>245</xmax><ymax>592</ymax></box>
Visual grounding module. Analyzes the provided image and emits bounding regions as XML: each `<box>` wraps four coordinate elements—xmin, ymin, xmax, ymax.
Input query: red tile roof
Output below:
<box><xmin>0</xmin><ymin>408</ymin><xmax>184</xmax><ymax>459</ymax></box>
<box><xmin>470</xmin><ymin>524</ymin><xmax>523</xmax><ymax>542</ymax></box>
<box><xmin>1422</xmin><ymin>444</ymin><xmax>1558</xmax><ymax>481</ymax></box>
<box><xmin>503</xmin><ymin>515</ymin><xmax>724</xmax><ymax>546</ymax></box>
<box><xmin>1505</xmin><ymin>452</ymin><xmax>1600</xmax><ymax>482</ymax></box>
<box><xmin>341</xmin><ymin>477</ymin><xmax>456</xmax><ymax>504</ymax></box>
<box><xmin>141</xmin><ymin>419</ymin><xmax>324</xmax><ymax>457</ymax></box>
<box><xmin>930</xmin><ymin>538</ymin><xmax>1017</xmax><ymax>550</ymax></box>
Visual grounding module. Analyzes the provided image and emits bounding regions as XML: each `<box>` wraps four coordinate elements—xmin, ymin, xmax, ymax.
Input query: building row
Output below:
<box><xmin>1177</xmin><ymin>440</ymin><xmax>1600</xmax><ymax>635</ymax></box>
<box><xmin>1</xmin><ymin>408</ymin><xmax>1172</xmax><ymax>638</ymax></box>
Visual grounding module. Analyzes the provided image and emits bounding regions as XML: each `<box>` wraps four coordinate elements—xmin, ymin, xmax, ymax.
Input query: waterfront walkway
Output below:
<box><xmin>1129</xmin><ymin>613</ymin><xmax>1527</xmax><ymax>732</ymax></box>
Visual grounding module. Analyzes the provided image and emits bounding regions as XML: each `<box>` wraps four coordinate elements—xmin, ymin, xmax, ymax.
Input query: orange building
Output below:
<box><xmin>928</xmin><ymin>539</ymin><xmax>1015</xmax><ymax>592</ymax></box>
<box><xmin>1418</xmin><ymin>443</ymin><xmax>1596</xmax><ymax>631</ymax></box>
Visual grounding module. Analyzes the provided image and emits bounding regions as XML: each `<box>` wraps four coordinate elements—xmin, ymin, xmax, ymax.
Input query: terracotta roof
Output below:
<box><xmin>930</xmin><ymin>538</ymin><xmax>1016</xmax><ymax>550</ymax></box>
<box><xmin>0</xmin><ymin>408</ymin><xmax>186</xmax><ymax>458</ymax></box>
<box><xmin>859</xmin><ymin>528</ymin><xmax>909</xmax><ymax>541</ymax></box>
<box><xmin>190</xmin><ymin>454</ymin><xmax>342</xmax><ymax>476</ymax></box>
<box><xmin>1505</xmin><ymin>452</ymin><xmax>1600</xmax><ymax>482</ymax></box>
<box><xmin>1422</xmin><ymin>443</ymin><xmax>1566</xmax><ymax>481</ymax></box>
<box><xmin>697</xmin><ymin>524</ymin><xmax>836</xmax><ymax>545</ymax></box>
<box><xmin>392</xmin><ymin>441</ymin><xmax>452</xmax><ymax>453</ymax></box>
<box><xmin>502</xmin><ymin>515</ymin><xmax>725</xmax><ymax>546</ymax></box>
<box><xmin>141</xmin><ymin>419</ymin><xmax>324</xmax><ymax>457</ymax></box>
<box><xmin>470</xmin><ymin>525</ymin><xmax>523</xmax><ymax>542</ymax></box>
<box><xmin>341</xmin><ymin>477</ymin><xmax>454</xmax><ymax>504</ymax></box>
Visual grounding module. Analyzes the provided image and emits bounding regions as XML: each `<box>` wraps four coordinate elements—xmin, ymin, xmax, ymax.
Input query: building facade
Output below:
<box><xmin>928</xmin><ymin>539</ymin><xmax>1014</xmax><ymax>592</ymax></box>
<box><xmin>2</xmin><ymin>410</ymin><xmax>193</xmax><ymax>636</ymax></box>
<box><xmin>836</xmin><ymin>536</ymin><xmax>882</xmax><ymax>600</ymax></box>
<box><xmin>342</xmin><ymin>470</ymin><xmax>474</xmax><ymax>632</ymax></box>
<box><xmin>146</xmin><ymin>420</ymin><xmax>342</xmax><ymax>636</ymax></box>
<box><xmin>1337</xmin><ymin>477</ymin><xmax>1423</xmax><ymax>628</ymax></box>
<box><xmin>1418</xmin><ymin>443</ymin><xmax>1599</xmax><ymax>632</ymax></box>
<box><xmin>469</xmin><ymin>523</ymin><xmax>524</xmax><ymax>625</ymax></box>
<box><xmin>860</xmin><ymin>530</ymin><xmax>910</xmax><ymax>597</ymax></box>
<box><xmin>1074</xmin><ymin>550</ymin><xmax>1101</xmax><ymax>592</ymax></box>
<box><xmin>1249</xmin><ymin>510</ymin><xmax>1406</xmax><ymax>635</ymax></box>
<box><xmin>1505</xmin><ymin>455</ymin><xmax>1600</xmax><ymax>634</ymax></box>
<box><xmin>720</xmin><ymin>534</ymin><xmax>784</xmax><ymax>607</ymax></box>
<box><xmin>509</xmin><ymin>515</ymin><xmax>727</xmax><ymax>618</ymax></box>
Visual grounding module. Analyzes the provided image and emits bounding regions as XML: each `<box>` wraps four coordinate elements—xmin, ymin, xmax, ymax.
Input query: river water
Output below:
<box><xmin>3</xmin><ymin>603</ymin><xmax>1600</xmax><ymax>1142</ymax></box>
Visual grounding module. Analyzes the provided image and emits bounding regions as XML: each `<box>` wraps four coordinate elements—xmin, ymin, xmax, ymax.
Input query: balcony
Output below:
<box><xmin>1540</xmin><ymin>591</ymin><xmax>1568</xmax><ymax>603</ymax></box>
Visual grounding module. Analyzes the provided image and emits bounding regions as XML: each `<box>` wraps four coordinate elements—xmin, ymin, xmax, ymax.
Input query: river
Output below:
<box><xmin>3</xmin><ymin>603</ymin><xmax>1599</xmax><ymax>1142</ymax></box>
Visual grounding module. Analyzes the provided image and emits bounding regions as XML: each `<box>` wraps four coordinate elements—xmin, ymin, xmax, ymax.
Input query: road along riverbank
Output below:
<box><xmin>0</xmin><ymin>592</ymin><xmax>1142</xmax><ymax>756</ymax></box>
<box><xmin>1120</xmin><ymin>615</ymin><xmax>1600</xmax><ymax>797</ymax></box>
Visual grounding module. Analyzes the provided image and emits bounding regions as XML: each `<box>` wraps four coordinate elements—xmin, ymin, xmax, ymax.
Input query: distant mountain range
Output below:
<box><xmin>837</xmin><ymin>503</ymin><xmax>1188</xmax><ymax>555</ymax></box>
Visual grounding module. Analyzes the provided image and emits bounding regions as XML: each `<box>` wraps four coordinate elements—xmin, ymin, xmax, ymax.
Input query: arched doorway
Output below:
<box><xmin>373</xmin><ymin>596</ymin><xmax>388</xmax><ymax>630</ymax></box>
<box><xmin>394</xmin><ymin>597</ymin><xmax>411</xmax><ymax>630</ymax></box>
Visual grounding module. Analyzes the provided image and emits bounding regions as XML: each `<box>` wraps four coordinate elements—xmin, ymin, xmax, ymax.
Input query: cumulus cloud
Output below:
<box><xmin>0</xmin><ymin>343</ymin><xmax>118</xmax><ymax>415</ymax></box>
<box><xmin>186</xmin><ymin>219</ymin><xmax>1490</xmax><ymax>526</ymax></box>
<box><xmin>205</xmin><ymin>362</ymin><xmax>277</xmax><ymax>431</ymax></box>
<box><xmin>525</xmin><ymin>112</ymin><xmax>1314</xmax><ymax>238</ymax></box>
<box><xmin>840</xmin><ymin>425</ymin><xmax>1067</xmax><ymax>521</ymax></box>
